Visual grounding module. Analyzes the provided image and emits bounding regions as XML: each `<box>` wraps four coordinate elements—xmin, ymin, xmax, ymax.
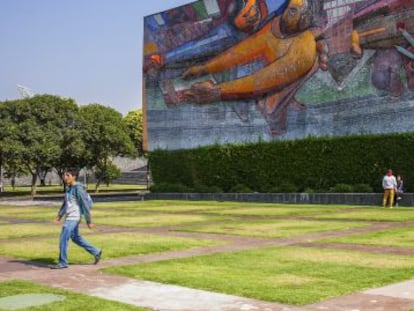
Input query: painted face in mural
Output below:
<box><xmin>280</xmin><ymin>0</ymin><xmax>312</xmax><ymax>36</ymax></box>
<box><xmin>233</xmin><ymin>0</ymin><xmax>267</xmax><ymax>32</ymax></box>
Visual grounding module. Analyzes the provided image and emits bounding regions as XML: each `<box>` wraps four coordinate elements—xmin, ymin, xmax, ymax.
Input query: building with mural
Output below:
<box><xmin>143</xmin><ymin>0</ymin><xmax>414</xmax><ymax>151</ymax></box>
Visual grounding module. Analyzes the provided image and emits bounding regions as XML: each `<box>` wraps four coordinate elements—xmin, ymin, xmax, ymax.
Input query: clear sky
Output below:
<box><xmin>0</xmin><ymin>0</ymin><xmax>193</xmax><ymax>115</ymax></box>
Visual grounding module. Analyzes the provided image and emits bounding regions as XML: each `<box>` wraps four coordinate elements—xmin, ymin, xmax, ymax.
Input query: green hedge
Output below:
<box><xmin>149</xmin><ymin>133</ymin><xmax>414</xmax><ymax>193</ymax></box>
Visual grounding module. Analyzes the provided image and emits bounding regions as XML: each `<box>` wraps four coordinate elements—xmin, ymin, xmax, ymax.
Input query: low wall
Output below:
<box><xmin>33</xmin><ymin>192</ymin><xmax>414</xmax><ymax>206</ymax></box>
<box><xmin>143</xmin><ymin>193</ymin><xmax>413</xmax><ymax>206</ymax></box>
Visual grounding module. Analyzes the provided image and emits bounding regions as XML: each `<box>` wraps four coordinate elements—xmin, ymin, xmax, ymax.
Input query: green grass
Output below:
<box><xmin>0</xmin><ymin>207</ymin><xmax>58</xmax><ymax>221</ymax></box>
<box><xmin>318</xmin><ymin>226</ymin><xmax>414</xmax><ymax>248</ymax></box>
<box><xmin>0</xmin><ymin>232</ymin><xmax>225</xmax><ymax>265</ymax></box>
<box><xmin>0</xmin><ymin>223</ymin><xmax>61</xmax><ymax>240</ymax></box>
<box><xmin>308</xmin><ymin>207</ymin><xmax>414</xmax><ymax>222</ymax></box>
<box><xmin>0</xmin><ymin>204</ymin><xmax>232</xmax><ymax>224</ymax></box>
<box><xmin>176</xmin><ymin>219</ymin><xmax>369</xmax><ymax>238</ymax></box>
<box><xmin>93</xmin><ymin>213</ymin><xmax>232</xmax><ymax>228</ymax></box>
<box><xmin>93</xmin><ymin>200</ymin><xmax>278</xmax><ymax>212</ymax></box>
<box><xmin>198</xmin><ymin>204</ymin><xmax>352</xmax><ymax>217</ymax></box>
<box><xmin>0</xmin><ymin>280</ymin><xmax>147</xmax><ymax>310</ymax></box>
<box><xmin>105</xmin><ymin>246</ymin><xmax>414</xmax><ymax>305</ymax></box>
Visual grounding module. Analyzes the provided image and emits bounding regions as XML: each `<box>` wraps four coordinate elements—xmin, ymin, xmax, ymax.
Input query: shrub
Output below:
<box><xmin>149</xmin><ymin>183</ymin><xmax>191</xmax><ymax>193</ymax></box>
<box><xmin>229</xmin><ymin>184</ymin><xmax>253</xmax><ymax>193</ymax></box>
<box><xmin>330</xmin><ymin>183</ymin><xmax>354</xmax><ymax>193</ymax></box>
<box><xmin>278</xmin><ymin>183</ymin><xmax>298</xmax><ymax>193</ymax></box>
<box><xmin>193</xmin><ymin>184</ymin><xmax>223</xmax><ymax>193</ymax></box>
<box><xmin>303</xmin><ymin>187</ymin><xmax>315</xmax><ymax>193</ymax></box>
<box><xmin>353</xmin><ymin>183</ymin><xmax>373</xmax><ymax>193</ymax></box>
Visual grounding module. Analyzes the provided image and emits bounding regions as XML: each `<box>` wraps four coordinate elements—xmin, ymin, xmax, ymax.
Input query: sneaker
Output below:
<box><xmin>94</xmin><ymin>250</ymin><xmax>102</xmax><ymax>265</ymax></box>
<box><xmin>50</xmin><ymin>264</ymin><xmax>68</xmax><ymax>269</ymax></box>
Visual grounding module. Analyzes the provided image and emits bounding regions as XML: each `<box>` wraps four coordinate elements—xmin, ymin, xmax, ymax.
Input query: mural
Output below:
<box><xmin>143</xmin><ymin>0</ymin><xmax>414</xmax><ymax>151</ymax></box>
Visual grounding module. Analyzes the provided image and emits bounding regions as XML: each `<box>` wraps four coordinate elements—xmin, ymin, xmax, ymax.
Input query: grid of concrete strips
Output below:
<box><xmin>1</xmin><ymin>199</ymin><xmax>414</xmax><ymax>311</ymax></box>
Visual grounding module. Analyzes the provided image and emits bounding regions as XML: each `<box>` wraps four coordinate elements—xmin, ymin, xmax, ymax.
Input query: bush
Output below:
<box><xmin>330</xmin><ymin>183</ymin><xmax>354</xmax><ymax>193</ymax></box>
<box><xmin>193</xmin><ymin>184</ymin><xmax>223</xmax><ymax>193</ymax></box>
<box><xmin>150</xmin><ymin>132</ymin><xmax>414</xmax><ymax>194</ymax></box>
<box><xmin>278</xmin><ymin>183</ymin><xmax>298</xmax><ymax>193</ymax></box>
<box><xmin>149</xmin><ymin>183</ymin><xmax>191</xmax><ymax>193</ymax></box>
<box><xmin>303</xmin><ymin>187</ymin><xmax>315</xmax><ymax>193</ymax></box>
<box><xmin>229</xmin><ymin>184</ymin><xmax>253</xmax><ymax>193</ymax></box>
<box><xmin>353</xmin><ymin>183</ymin><xmax>373</xmax><ymax>193</ymax></box>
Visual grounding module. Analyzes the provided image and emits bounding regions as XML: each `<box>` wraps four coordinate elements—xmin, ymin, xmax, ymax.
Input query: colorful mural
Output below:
<box><xmin>143</xmin><ymin>0</ymin><xmax>414</xmax><ymax>151</ymax></box>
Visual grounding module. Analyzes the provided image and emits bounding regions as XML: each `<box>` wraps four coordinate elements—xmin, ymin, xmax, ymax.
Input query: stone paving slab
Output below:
<box><xmin>364</xmin><ymin>279</ymin><xmax>414</xmax><ymax>301</ymax></box>
<box><xmin>89</xmin><ymin>280</ymin><xmax>297</xmax><ymax>311</ymax></box>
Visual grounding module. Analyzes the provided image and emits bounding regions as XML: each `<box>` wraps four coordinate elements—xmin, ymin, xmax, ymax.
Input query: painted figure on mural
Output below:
<box><xmin>144</xmin><ymin>0</ymin><xmax>289</xmax><ymax>75</ymax></box>
<box><xmin>179</xmin><ymin>0</ymin><xmax>328</xmax><ymax>134</ymax></box>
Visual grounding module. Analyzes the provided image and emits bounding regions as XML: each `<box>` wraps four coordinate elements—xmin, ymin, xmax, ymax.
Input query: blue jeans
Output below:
<box><xmin>58</xmin><ymin>219</ymin><xmax>100</xmax><ymax>266</ymax></box>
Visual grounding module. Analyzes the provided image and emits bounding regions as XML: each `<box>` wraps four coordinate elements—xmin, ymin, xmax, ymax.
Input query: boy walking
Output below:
<box><xmin>51</xmin><ymin>168</ymin><xmax>102</xmax><ymax>269</ymax></box>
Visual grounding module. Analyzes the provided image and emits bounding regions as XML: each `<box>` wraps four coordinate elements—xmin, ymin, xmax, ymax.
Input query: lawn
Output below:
<box><xmin>93</xmin><ymin>213</ymin><xmax>232</xmax><ymax>228</ymax></box>
<box><xmin>0</xmin><ymin>232</ymin><xmax>225</xmax><ymax>265</ymax></box>
<box><xmin>308</xmin><ymin>207</ymin><xmax>414</xmax><ymax>222</ymax></box>
<box><xmin>105</xmin><ymin>246</ymin><xmax>414</xmax><ymax>305</ymax></box>
<box><xmin>0</xmin><ymin>280</ymin><xmax>148</xmax><ymax>310</ymax></box>
<box><xmin>0</xmin><ymin>223</ymin><xmax>61</xmax><ymax>240</ymax></box>
<box><xmin>176</xmin><ymin>219</ymin><xmax>369</xmax><ymax>238</ymax></box>
<box><xmin>199</xmin><ymin>204</ymin><xmax>353</xmax><ymax>217</ymax></box>
<box><xmin>318</xmin><ymin>226</ymin><xmax>414</xmax><ymax>248</ymax></box>
<box><xmin>2</xmin><ymin>200</ymin><xmax>414</xmax><ymax>306</ymax></box>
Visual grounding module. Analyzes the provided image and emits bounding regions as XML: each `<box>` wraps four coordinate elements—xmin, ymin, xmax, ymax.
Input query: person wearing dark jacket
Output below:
<box><xmin>395</xmin><ymin>174</ymin><xmax>404</xmax><ymax>207</ymax></box>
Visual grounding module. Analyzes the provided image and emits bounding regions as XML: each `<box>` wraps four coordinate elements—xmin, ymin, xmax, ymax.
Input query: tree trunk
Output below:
<box><xmin>0</xmin><ymin>158</ymin><xmax>3</xmax><ymax>192</ymax></box>
<box><xmin>31</xmin><ymin>173</ymin><xmax>37</xmax><ymax>196</ymax></box>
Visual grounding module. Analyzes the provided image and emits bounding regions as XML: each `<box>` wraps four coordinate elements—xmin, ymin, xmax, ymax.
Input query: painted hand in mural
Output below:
<box><xmin>182</xmin><ymin>80</ymin><xmax>221</xmax><ymax>104</ymax></box>
<box><xmin>181</xmin><ymin>65</ymin><xmax>208</xmax><ymax>81</ymax></box>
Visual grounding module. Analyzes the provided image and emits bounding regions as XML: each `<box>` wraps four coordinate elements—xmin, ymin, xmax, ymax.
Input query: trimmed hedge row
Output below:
<box><xmin>149</xmin><ymin>133</ymin><xmax>414</xmax><ymax>193</ymax></box>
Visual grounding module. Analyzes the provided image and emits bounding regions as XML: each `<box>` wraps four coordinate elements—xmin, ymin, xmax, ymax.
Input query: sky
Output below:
<box><xmin>0</xmin><ymin>0</ymin><xmax>194</xmax><ymax>115</ymax></box>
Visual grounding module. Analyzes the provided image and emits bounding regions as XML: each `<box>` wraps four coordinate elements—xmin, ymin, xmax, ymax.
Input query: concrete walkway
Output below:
<box><xmin>2</xmin><ymin>200</ymin><xmax>414</xmax><ymax>310</ymax></box>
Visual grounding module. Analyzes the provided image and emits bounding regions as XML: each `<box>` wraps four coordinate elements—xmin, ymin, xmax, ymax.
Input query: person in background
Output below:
<box><xmin>394</xmin><ymin>174</ymin><xmax>404</xmax><ymax>207</ymax></box>
<box><xmin>382</xmin><ymin>169</ymin><xmax>397</xmax><ymax>208</ymax></box>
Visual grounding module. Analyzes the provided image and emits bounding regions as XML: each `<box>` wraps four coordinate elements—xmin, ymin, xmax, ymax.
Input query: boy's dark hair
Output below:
<box><xmin>65</xmin><ymin>167</ymin><xmax>80</xmax><ymax>179</ymax></box>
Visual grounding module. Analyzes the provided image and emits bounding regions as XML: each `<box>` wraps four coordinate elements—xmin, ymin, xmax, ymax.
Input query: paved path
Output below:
<box><xmin>2</xmin><ymin>199</ymin><xmax>414</xmax><ymax>310</ymax></box>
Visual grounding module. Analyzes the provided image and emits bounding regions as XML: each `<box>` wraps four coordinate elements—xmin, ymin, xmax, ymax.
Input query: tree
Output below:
<box><xmin>79</xmin><ymin>104</ymin><xmax>137</xmax><ymax>190</ymax></box>
<box><xmin>5</xmin><ymin>95</ymin><xmax>79</xmax><ymax>195</ymax></box>
<box><xmin>94</xmin><ymin>162</ymin><xmax>121</xmax><ymax>188</ymax></box>
<box><xmin>0</xmin><ymin>100</ymin><xmax>26</xmax><ymax>191</ymax></box>
<box><xmin>123</xmin><ymin>109</ymin><xmax>144</xmax><ymax>157</ymax></box>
